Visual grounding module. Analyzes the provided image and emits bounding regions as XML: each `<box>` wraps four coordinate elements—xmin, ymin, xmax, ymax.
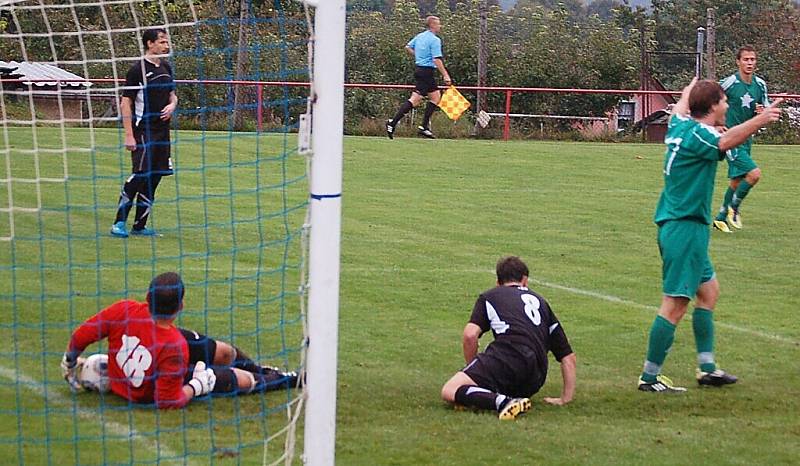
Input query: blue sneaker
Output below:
<box><xmin>130</xmin><ymin>227</ymin><xmax>157</xmax><ymax>236</ymax></box>
<box><xmin>110</xmin><ymin>221</ymin><xmax>128</xmax><ymax>238</ymax></box>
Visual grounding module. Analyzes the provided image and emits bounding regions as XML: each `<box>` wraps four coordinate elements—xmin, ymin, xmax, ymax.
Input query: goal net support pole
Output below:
<box><xmin>303</xmin><ymin>1</ymin><xmax>346</xmax><ymax>465</ymax></box>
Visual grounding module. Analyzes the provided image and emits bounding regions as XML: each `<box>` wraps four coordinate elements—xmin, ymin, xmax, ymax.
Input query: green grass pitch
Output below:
<box><xmin>2</xmin><ymin>128</ymin><xmax>800</xmax><ymax>464</ymax></box>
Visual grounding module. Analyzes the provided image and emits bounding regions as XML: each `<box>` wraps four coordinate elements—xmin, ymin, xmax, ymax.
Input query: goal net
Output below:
<box><xmin>0</xmin><ymin>0</ymin><xmax>341</xmax><ymax>464</ymax></box>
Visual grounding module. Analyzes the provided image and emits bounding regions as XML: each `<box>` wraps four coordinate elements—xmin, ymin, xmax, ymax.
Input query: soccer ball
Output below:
<box><xmin>79</xmin><ymin>353</ymin><xmax>110</xmax><ymax>393</ymax></box>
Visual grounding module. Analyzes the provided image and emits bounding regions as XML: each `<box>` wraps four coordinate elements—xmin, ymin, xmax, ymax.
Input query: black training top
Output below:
<box><xmin>122</xmin><ymin>59</ymin><xmax>175</xmax><ymax>129</ymax></box>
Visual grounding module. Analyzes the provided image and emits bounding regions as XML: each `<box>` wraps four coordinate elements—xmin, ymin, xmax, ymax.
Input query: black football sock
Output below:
<box><xmin>114</xmin><ymin>176</ymin><xmax>144</xmax><ymax>224</ymax></box>
<box><xmin>231</xmin><ymin>345</ymin><xmax>263</xmax><ymax>374</ymax></box>
<box><xmin>390</xmin><ymin>100</ymin><xmax>413</xmax><ymax>126</ymax></box>
<box><xmin>455</xmin><ymin>385</ymin><xmax>507</xmax><ymax>412</ymax></box>
<box><xmin>421</xmin><ymin>101</ymin><xmax>437</xmax><ymax>129</ymax></box>
<box><xmin>251</xmin><ymin>369</ymin><xmax>297</xmax><ymax>393</ymax></box>
<box><xmin>132</xmin><ymin>174</ymin><xmax>161</xmax><ymax>230</ymax></box>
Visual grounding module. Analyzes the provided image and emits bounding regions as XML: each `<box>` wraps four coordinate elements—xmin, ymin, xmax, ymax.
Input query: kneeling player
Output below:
<box><xmin>441</xmin><ymin>256</ymin><xmax>577</xmax><ymax>420</ymax></box>
<box><xmin>61</xmin><ymin>272</ymin><xmax>298</xmax><ymax>408</ymax></box>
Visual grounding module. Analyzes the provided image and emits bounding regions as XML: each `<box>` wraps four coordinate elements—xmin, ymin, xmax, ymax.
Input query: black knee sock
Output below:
<box><xmin>132</xmin><ymin>174</ymin><xmax>162</xmax><ymax>230</ymax></box>
<box><xmin>455</xmin><ymin>385</ymin><xmax>507</xmax><ymax>412</ymax></box>
<box><xmin>210</xmin><ymin>367</ymin><xmax>239</xmax><ymax>394</ymax></box>
<box><xmin>251</xmin><ymin>369</ymin><xmax>298</xmax><ymax>393</ymax></box>
<box><xmin>391</xmin><ymin>100</ymin><xmax>413</xmax><ymax>126</ymax></box>
<box><xmin>231</xmin><ymin>345</ymin><xmax>263</xmax><ymax>374</ymax></box>
<box><xmin>421</xmin><ymin>101</ymin><xmax>437</xmax><ymax>129</ymax></box>
<box><xmin>115</xmin><ymin>176</ymin><xmax>145</xmax><ymax>224</ymax></box>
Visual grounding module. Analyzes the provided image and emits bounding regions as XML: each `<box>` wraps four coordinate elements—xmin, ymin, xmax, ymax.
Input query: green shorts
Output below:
<box><xmin>657</xmin><ymin>220</ymin><xmax>715</xmax><ymax>298</ymax></box>
<box><xmin>725</xmin><ymin>145</ymin><xmax>758</xmax><ymax>179</ymax></box>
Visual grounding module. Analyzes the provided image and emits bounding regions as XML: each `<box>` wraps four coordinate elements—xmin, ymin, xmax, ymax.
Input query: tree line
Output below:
<box><xmin>1</xmin><ymin>0</ymin><xmax>798</xmax><ymax>138</ymax></box>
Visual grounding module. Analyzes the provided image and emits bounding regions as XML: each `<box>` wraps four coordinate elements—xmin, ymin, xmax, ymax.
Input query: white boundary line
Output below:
<box><xmin>530</xmin><ymin>278</ymin><xmax>800</xmax><ymax>346</ymax></box>
<box><xmin>0</xmin><ymin>366</ymin><xmax>188</xmax><ymax>465</ymax></box>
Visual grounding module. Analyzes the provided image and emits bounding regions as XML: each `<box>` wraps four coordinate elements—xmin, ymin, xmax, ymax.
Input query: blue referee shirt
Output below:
<box><xmin>406</xmin><ymin>30</ymin><xmax>442</xmax><ymax>68</ymax></box>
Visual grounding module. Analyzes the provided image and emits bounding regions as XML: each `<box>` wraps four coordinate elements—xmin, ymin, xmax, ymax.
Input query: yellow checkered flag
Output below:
<box><xmin>437</xmin><ymin>85</ymin><xmax>471</xmax><ymax>121</ymax></box>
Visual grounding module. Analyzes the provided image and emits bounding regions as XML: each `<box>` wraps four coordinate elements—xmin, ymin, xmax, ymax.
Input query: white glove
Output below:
<box><xmin>61</xmin><ymin>353</ymin><xmax>84</xmax><ymax>392</ymax></box>
<box><xmin>188</xmin><ymin>361</ymin><xmax>216</xmax><ymax>397</ymax></box>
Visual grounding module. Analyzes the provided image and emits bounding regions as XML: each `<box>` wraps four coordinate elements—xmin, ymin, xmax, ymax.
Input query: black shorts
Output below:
<box><xmin>180</xmin><ymin>328</ymin><xmax>239</xmax><ymax>394</ymax></box>
<box><xmin>132</xmin><ymin>124</ymin><xmax>173</xmax><ymax>176</ymax></box>
<box><xmin>462</xmin><ymin>351</ymin><xmax>544</xmax><ymax>398</ymax></box>
<box><xmin>179</xmin><ymin>328</ymin><xmax>217</xmax><ymax>367</ymax></box>
<box><xmin>413</xmin><ymin>66</ymin><xmax>439</xmax><ymax>95</ymax></box>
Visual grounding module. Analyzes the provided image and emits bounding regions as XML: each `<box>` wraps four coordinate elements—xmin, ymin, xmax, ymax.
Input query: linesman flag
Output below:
<box><xmin>437</xmin><ymin>85</ymin><xmax>471</xmax><ymax>121</ymax></box>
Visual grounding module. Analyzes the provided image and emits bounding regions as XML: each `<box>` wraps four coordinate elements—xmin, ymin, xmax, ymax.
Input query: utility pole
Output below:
<box><xmin>472</xmin><ymin>0</ymin><xmax>488</xmax><ymax>136</ymax></box>
<box><xmin>706</xmin><ymin>8</ymin><xmax>716</xmax><ymax>80</ymax></box>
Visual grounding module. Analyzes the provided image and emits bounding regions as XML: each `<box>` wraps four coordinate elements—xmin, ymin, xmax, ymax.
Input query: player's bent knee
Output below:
<box><xmin>746</xmin><ymin>168</ymin><xmax>761</xmax><ymax>184</ymax></box>
<box><xmin>696</xmin><ymin>279</ymin><xmax>720</xmax><ymax>309</ymax></box>
<box><xmin>214</xmin><ymin>341</ymin><xmax>235</xmax><ymax>365</ymax></box>
<box><xmin>441</xmin><ymin>384</ymin><xmax>456</xmax><ymax>403</ymax></box>
<box><xmin>234</xmin><ymin>368</ymin><xmax>256</xmax><ymax>393</ymax></box>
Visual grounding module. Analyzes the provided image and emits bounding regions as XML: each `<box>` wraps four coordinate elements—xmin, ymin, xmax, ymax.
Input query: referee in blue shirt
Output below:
<box><xmin>387</xmin><ymin>16</ymin><xmax>452</xmax><ymax>139</ymax></box>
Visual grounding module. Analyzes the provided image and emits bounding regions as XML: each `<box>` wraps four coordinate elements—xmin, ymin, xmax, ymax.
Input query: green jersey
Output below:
<box><xmin>720</xmin><ymin>72</ymin><xmax>769</xmax><ymax>147</ymax></box>
<box><xmin>654</xmin><ymin>114</ymin><xmax>726</xmax><ymax>225</ymax></box>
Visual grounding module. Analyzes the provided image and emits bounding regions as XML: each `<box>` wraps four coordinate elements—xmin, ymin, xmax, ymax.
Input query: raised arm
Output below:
<box><xmin>718</xmin><ymin>99</ymin><xmax>783</xmax><ymax>152</ymax></box>
<box><xmin>670</xmin><ymin>77</ymin><xmax>697</xmax><ymax>121</ymax></box>
<box><xmin>543</xmin><ymin>352</ymin><xmax>576</xmax><ymax>406</ymax></box>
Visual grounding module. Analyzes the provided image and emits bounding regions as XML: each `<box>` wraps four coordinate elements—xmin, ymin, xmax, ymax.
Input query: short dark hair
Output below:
<box><xmin>496</xmin><ymin>256</ymin><xmax>529</xmax><ymax>285</ymax></box>
<box><xmin>147</xmin><ymin>272</ymin><xmax>185</xmax><ymax>318</ymax></box>
<box><xmin>736</xmin><ymin>45</ymin><xmax>756</xmax><ymax>60</ymax></box>
<box><xmin>142</xmin><ymin>28</ymin><xmax>167</xmax><ymax>49</ymax></box>
<box><xmin>689</xmin><ymin>80</ymin><xmax>725</xmax><ymax>118</ymax></box>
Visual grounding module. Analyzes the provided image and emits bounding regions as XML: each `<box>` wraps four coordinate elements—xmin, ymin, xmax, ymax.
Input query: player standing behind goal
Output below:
<box><xmin>386</xmin><ymin>15</ymin><xmax>452</xmax><ymax>140</ymax></box>
<box><xmin>441</xmin><ymin>256</ymin><xmax>577</xmax><ymax>420</ymax></box>
<box><xmin>638</xmin><ymin>78</ymin><xmax>783</xmax><ymax>393</ymax></box>
<box><xmin>712</xmin><ymin>46</ymin><xmax>770</xmax><ymax>233</ymax></box>
<box><xmin>111</xmin><ymin>28</ymin><xmax>178</xmax><ymax>238</ymax></box>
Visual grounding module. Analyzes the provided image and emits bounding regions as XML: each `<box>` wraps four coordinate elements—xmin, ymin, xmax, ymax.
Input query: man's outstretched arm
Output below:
<box><xmin>543</xmin><ymin>352</ymin><xmax>576</xmax><ymax>406</ymax></box>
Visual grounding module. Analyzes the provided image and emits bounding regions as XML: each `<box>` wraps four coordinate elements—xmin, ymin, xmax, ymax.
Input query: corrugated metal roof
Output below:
<box><xmin>0</xmin><ymin>61</ymin><xmax>91</xmax><ymax>87</ymax></box>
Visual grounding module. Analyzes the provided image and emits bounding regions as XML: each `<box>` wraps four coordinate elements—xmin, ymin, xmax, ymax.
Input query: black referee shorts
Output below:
<box><xmin>462</xmin><ymin>351</ymin><xmax>544</xmax><ymax>398</ymax></box>
<box><xmin>413</xmin><ymin>66</ymin><xmax>439</xmax><ymax>95</ymax></box>
<box><xmin>132</xmin><ymin>124</ymin><xmax>173</xmax><ymax>176</ymax></box>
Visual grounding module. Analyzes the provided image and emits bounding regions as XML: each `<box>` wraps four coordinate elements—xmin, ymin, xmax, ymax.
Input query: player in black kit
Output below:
<box><xmin>441</xmin><ymin>256</ymin><xmax>577</xmax><ymax>420</ymax></box>
<box><xmin>111</xmin><ymin>28</ymin><xmax>177</xmax><ymax>238</ymax></box>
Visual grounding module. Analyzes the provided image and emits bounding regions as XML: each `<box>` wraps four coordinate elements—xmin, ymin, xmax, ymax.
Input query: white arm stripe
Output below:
<box><xmin>720</xmin><ymin>75</ymin><xmax>737</xmax><ymax>91</ymax></box>
<box><xmin>549</xmin><ymin>323</ymin><xmax>559</xmax><ymax>334</ymax></box>
<box><xmin>692</xmin><ymin>129</ymin><xmax>719</xmax><ymax>150</ymax></box>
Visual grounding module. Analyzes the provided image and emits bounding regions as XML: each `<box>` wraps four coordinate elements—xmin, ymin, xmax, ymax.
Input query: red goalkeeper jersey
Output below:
<box><xmin>68</xmin><ymin>300</ymin><xmax>190</xmax><ymax>408</ymax></box>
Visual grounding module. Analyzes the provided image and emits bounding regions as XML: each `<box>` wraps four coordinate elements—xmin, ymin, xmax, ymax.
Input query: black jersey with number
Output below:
<box><xmin>469</xmin><ymin>285</ymin><xmax>573</xmax><ymax>389</ymax></box>
<box><xmin>122</xmin><ymin>59</ymin><xmax>175</xmax><ymax>129</ymax></box>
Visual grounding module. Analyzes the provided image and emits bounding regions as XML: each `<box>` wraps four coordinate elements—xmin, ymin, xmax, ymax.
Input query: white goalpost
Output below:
<box><xmin>303</xmin><ymin>0</ymin><xmax>346</xmax><ymax>464</ymax></box>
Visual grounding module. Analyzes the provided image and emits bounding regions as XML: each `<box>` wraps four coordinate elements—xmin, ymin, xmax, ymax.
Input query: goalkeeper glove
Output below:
<box><xmin>188</xmin><ymin>361</ymin><xmax>216</xmax><ymax>397</ymax></box>
<box><xmin>61</xmin><ymin>352</ymin><xmax>84</xmax><ymax>392</ymax></box>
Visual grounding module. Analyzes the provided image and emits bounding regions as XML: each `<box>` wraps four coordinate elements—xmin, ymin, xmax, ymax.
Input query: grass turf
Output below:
<box><xmin>2</xmin><ymin>129</ymin><xmax>799</xmax><ymax>464</ymax></box>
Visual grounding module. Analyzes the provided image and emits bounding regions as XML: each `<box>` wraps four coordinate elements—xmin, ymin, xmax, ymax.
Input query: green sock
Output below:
<box><xmin>731</xmin><ymin>180</ymin><xmax>753</xmax><ymax>209</ymax></box>
<box><xmin>716</xmin><ymin>187</ymin><xmax>734</xmax><ymax>220</ymax></box>
<box><xmin>692</xmin><ymin>308</ymin><xmax>716</xmax><ymax>373</ymax></box>
<box><xmin>641</xmin><ymin>315</ymin><xmax>676</xmax><ymax>382</ymax></box>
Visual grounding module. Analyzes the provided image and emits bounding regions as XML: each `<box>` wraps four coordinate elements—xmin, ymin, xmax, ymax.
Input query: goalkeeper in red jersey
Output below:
<box><xmin>61</xmin><ymin>272</ymin><xmax>298</xmax><ymax>408</ymax></box>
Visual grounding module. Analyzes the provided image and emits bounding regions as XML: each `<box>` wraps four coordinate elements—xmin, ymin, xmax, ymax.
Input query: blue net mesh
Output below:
<box><xmin>0</xmin><ymin>1</ymin><xmax>309</xmax><ymax>463</ymax></box>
